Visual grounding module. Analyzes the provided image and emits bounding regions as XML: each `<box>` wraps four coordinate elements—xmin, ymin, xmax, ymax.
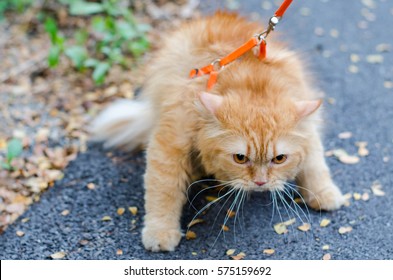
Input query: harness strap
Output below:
<box><xmin>190</xmin><ymin>0</ymin><xmax>293</xmax><ymax>90</ymax></box>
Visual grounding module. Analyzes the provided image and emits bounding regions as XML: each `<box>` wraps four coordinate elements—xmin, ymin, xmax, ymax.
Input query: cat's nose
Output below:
<box><xmin>254</xmin><ymin>181</ymin><xmax>266</xmax><ymax>186</ymax></box>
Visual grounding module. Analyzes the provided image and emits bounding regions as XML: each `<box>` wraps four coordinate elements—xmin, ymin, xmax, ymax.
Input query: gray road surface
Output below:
<box><xmin>1</xmin><ymin>0</ymin><xmax>393</xmax><ymax>260</ymax></box>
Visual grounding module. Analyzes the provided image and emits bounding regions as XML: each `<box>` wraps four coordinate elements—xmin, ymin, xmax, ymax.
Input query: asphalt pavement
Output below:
<box><xmin>1</xmin><ymin>0</ymin><xmax>393</xmax><ymax>260</ymax></box>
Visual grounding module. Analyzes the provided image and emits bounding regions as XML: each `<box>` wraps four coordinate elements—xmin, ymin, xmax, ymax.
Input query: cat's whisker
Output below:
<box><xmin>276</xmin><ymin>190</ymin><xmax>295</xmax><ymax>223</ymax></box>
<box><xmin>283</xmin><ymin>183</ymin><xmax>312</xmax><ymax>223</ymax></box>
<box><xmin>269</xmin><ymin>192</ymin><xmax>276</xmax><ymax>226</ymax></box>
<box><xmin>188</xmin><ymin>187</ymin><xmax>237</xmax><ymax>232</ymax></box>
<box><xmin>272</xmin><ymin>191</ymin><xmax>285</xmax><ymax>226</ymax></box>
<box><xmin>212</xmin><ymin>188</ymin><xmax>242</xmax><ymax>247</ymax></box>
<box><xmin>187</xmin><ymin>179</ymin><xmax>235</xmax><ymax>211</ymax></box>
<box><xmin>286</xmin><ymin>182</ymin><xmax>322</xmax><ymax>216</ymax></box>
<box><xmin>277</xmin><ymin>189</ymin><xmax>309</xmax><ymax>226</ymax></box>
<box><xmin>210</xmin><ymin>186</ymin><xmax>238</xmax><ymax>235</ymax></box>
<box><xmin>238</xmin><ymin>189</ymin><xmax>247</xmax><ymax>236</ymax></box>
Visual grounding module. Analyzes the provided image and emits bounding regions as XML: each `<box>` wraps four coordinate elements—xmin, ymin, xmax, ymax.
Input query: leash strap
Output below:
<box><xmin>190</xmin><ymin>0</ymin><xmax>293</xmax><ymax>90</ymax></box>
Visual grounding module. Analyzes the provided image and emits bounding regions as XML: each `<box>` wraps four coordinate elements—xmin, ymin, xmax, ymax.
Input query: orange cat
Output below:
<box><xmin>92</xmin><ymin>12</ymin><xmax>344</xmax><ymax>252</ymax></box>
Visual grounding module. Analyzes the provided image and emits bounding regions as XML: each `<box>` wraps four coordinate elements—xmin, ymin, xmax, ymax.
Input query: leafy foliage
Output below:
<box><xmin>0</xmin><ymin>0</ymin><xmax>32</xmax><ymax>20</ymax></box>
<box><xmin>1</xmin><ymin>138</ymin><xmax>23</xmax><ymax>170</ymax></box>
<box><xmin>44</xmin><ymin>0</ymin><xmax>150</xmax><ymax>85</ymax></box>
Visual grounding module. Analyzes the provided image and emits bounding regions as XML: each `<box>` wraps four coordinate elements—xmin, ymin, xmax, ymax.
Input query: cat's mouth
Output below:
<box><xmin>234</xmin><ymin>180</ymin><xmax>285</xmax><ymax>192</ymax></box>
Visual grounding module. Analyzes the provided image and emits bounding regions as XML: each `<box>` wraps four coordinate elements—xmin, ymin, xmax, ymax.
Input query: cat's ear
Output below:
<box><xmin>198</xmin><ymin>92</ymin><xmax>223</xmax><ymax>114</ymax></box>
<box><xmin>295</xmin><ymin>99</ymin><xmax>322</xmax><ymax>119</ymax></box>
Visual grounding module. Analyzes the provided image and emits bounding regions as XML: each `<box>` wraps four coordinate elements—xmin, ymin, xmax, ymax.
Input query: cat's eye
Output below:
<box><xmin>272</xmin><ymin>154</ymin><xmax>287</xmax><ymax>164</ymax></box>
<box><xmin>233</xmin><ymin>154</ymin><xmax>249</xmax><ymax>164</ymax></box>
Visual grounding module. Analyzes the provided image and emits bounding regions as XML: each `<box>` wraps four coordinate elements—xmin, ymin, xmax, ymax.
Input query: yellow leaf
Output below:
<box><xmin>129</xmin><ymin>207</ymin><xmax>138</xmax><ymax>215</ymax></box>
<box><xmin>338</xmin><ymin>226</ymin><xmax>353</xmax><ymax>234</ymax></box>
<box><xmin>297</xmin><ymin>223</ymin><xmax>311</xmax><ymax>232</ymax></box>
<box><xmin>231</xmin><ymin>252</ymin><xmax>246</xmax><ymax>260</ymax></box>
<box><xmin>205</xmin><ymin>196</ymin><xmax>218</xmax><ymax>202</ymax></box>
<box><xmin>283</xmin><ymin>218</ymin><xmax>296</xmax><ymax>226</ymax></box>
<box><xmin>322</xmin><ymin>253</ymin><xmax>331</xmax><ymax>260</ymax></box>
<box><xmin>273</xmin><ymin>223</ymin><xmax>288</xmax><ymax>235</ymax></box>
<box><xmin>226</xmin><ymin>249</ymin><xmax>236</xmax><ymax>256</ymax></box>
<box><xmin>117</xmin><ymin>207</ymin><xmax>125</xmax><ymax>215</ymax></box>
<box><xmin>187</xmin><ymin>218</ymin><xmax>204</xmax><ymax>228</ymax></box>
<box><xmin>353</xmin><ymin>193</ymin><xmax>362</xmax><ymax>200</ymax></box>
<box><xmin>61</xmin><ymin>209</ymin><xmax>70</xmax><ymax>216</ymax></box>
<box><xmin>16</xmin><ymin>230</ymin><xmax>25</xmax><ymax>237</ymax></box>
<box><xmin>362</xmin><ymin>193</ymin><xmax>370</xmax><ymax>201</ymax></box>
<box><xmin>51</xmin><ymin>251</ymin><xmax>66</xmax><ymax>259</ymax></box>
<box><xmin>371</xmin><ymin>182</ymin><xmax>385</xmax><ymax>196</ymax></box>
<box><xmin>263</xmin><ymin>249</ymin><xmax>275</xmax><ymax>255</ymax></box>
<box><xmin>222</xmin><ymin>225</ymin><xmax>229</xmax><ymax>231</ymax></box>
<box><xmin>227</xmin><ymin>209</ymin><xmax>236</xmax><ymax>218</ymax></box>
<box><xmin>186</xmin><ymin>230</ymin><xmax>197</xmax><ymax>240</ymax></box>
<box><xmin>101</xmin><ymin>216</ymin><xmax>112</xmax><ymax>221</ymax></box>
<box><xmin>320</xmin><ymin>219</ymin><xmax>331</xmax><ymax>227</ymax></box>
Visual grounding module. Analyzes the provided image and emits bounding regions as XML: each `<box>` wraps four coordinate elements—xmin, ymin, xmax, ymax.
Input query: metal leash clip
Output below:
<box><xmin>256</xmin><ymin>16</ymin><xmax>281</xmax><ymax>44</ymax></box>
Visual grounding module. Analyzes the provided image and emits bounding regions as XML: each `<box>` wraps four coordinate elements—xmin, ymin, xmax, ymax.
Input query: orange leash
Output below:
<box><xmin>189</xmin><ymin>0</ymin><xmax>293</xmax><ymax>91</ymax></box>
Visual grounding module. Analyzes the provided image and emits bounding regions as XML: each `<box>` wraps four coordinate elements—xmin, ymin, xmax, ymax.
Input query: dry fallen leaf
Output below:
<box><xmin>117</xmin><ymin>207</ymin><xmax>125</xmax><ymax>215</ymax></box>
<box><xmin>87</xmin><ymin>183</ymin><xmax>95</xmax><ymax>190</ymax></box>
<box><xmin>231</xmin><ymin>252</ymin><xmax>246</xmax><ymax>260</ymax></box>
<box><xmin>376</xmin><ymin>43</ymin><xmax>391</xmax><ymax>53</ymax></box>
<box><xmin>322</xmin><ymin>253</ymin><xmax>331</xmax><ymax>260</ymax></box>
<box><xmin>322</xmin><ymin>245</ymin><xmax>330</xmax><ymax>250</ymax></box>
<box><xmin>61</xmin><ymin>209</ymin><xmax>70</xmax><ymax>216</ymax></box>
<box><xmin>186</xmin><ymin>230</ymin><xmax>197</xmax><ymax>240</ymax></box>
<box><xmin>338</xmin><ymin>226</ymin><xmax>353</xmax><ymax>234</ymax></box>
<box><xmin>366</xmin><ymin>54</ymin><xmax>384</xmax><ymax>64</ymax></box>
<box><xmin>101</xmin><ymin>216</ymin><xmax>112</xmax><ymax>221</ymax></box>
<box><xmin>384</xmin><ymin>81</ymin><xmax>393</xmax><ymax>89</ymax></box>
<box><xmin>226</xmin><ymin>249</ymin><xmax>236</xmax><ymax>256</ymax></box>
<box><xmin>273</xmin><ymin>218</ymin><xmax>296</xmax><ymax>234</ymax></box>
<box><xmin>371</xmin><ymin>182</ymin><xmax>385</xmax><ymax>196</ymax></box>
<box><xmin>222</xmin><ymin>225</ymin><xmax>229</xmax><ymax>231</ymax></box>
<box><xmin>187</xmin><ymin>218</ymin><xmax>204</xmax><ymax>228</ymax></box>
<box><xmin>353</xmin><ymin>193</ymin><xmax>362</xmax><ymax>200</ymax></box>
<box><xmin>51</xmin><ymin>251</ymin><xmax>66</xmax><ymax>259</ymax></box>
<box><xmin>320</xmin><ymin>219</ymin><xmax>331</xmax><ymax>227</ymax></box>
<box><xmin>332</xmin><ymin>149</ymin><xmax>360</xmax><ymax>164</ymax></box>
<box><xmin>16</xmin><ymin>230</ymin><xmax>25</xmax><ymax>237</ymax></box>
<box><xmin>116</xmin><ymin>249</ymin><xmax>123</xmax><ymax>255</ymax></box>
<box><xmin>348</xmin><ymin>65</ymin><xmax>359</xmax><ymax>74</ymax></box>
<box><xmin>298</xmin><ymin>223</ymin><xmax>311</xmax><ymax>232</ymax></box>
<box><xmin>274</xmin><ymin>223</ymin><xmax>288</xmax><ymax>235</ymax></box>
<box><xmin>338</xmin><ymin>131</ymin><xmax>353</xmax><ymax>139</ymax></box>
<box><xmin>227</xmin><ymin>209</ymin><xmax>236</xmax><ymax>218</ymax></box>
<box><xmin>205</xmin><ymin>196</ymin><xmax>218</xmax><ymax>202</ymax></box>
<box><xmin>263</xmin><ymin>249</ymin><xmax>275</xmax><ymax>255</ymax></box>
<box><xmin>355</xmin><ymin>142</ymin><xmax>369</xmax><ymax>157</ymax></box>
<box><xmin>129</xmin><ymin>207</ymin><xmax>138</xmax><ymax>215</ymax></box>
<box><xmin>362</xmin><ymin>192</ymin><xmax>370</xmax><ymax>201</ymax></box>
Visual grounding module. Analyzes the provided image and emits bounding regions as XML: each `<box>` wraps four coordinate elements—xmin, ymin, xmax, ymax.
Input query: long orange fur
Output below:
<box><xmin>92</xmin><ymin>12</ymin><xmax>344</xmax><ymax>252</ymax></box>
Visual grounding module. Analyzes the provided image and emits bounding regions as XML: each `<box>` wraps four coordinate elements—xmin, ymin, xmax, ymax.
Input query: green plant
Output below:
<box><xmin>45</xmin><ymin>0</ymin><xmax>150</xmax><ymax>85</ymax></box>
<box><xmin>0</xmin><ymin>0</ymin><xmax>32</xmax><ymax>19</ymax></box>
<box><xmin>1</xmin><ymin>138</ymin><xmax>23</xmax><ymax>170</ymax></box>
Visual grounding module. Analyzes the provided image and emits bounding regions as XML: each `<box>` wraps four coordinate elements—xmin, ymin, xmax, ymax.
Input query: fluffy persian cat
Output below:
<box><xmin>92</xmin><ymin>12</ymin><xmax>344</xmax><ymax>252</ymax></box>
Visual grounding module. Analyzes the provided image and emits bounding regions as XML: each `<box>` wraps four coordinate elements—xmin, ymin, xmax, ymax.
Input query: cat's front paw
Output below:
<box><xmin>305</xmin><ymin>183</ymin><xmax>345</xmax><ymax>211</ymax></box>
<box><xmin>142</xmin><ymin>226</ymin><xmax>182</xmax><ymax>252</ymax></box>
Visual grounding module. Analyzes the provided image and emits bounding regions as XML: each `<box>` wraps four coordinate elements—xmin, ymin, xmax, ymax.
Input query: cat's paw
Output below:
<box><xmin>142</xmin><ymin>226</ymin><xmax>182</xmax><ymax>252</ymax></box>
<box><xmin>306</xmin><ymin>183</ymin><xmax>345</xmax><ymax>211</ymax></box>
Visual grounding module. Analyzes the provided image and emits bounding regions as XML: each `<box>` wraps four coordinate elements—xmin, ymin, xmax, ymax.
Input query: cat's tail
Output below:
<box><xmin>90</xmin><ymin>99</ymin><xmax>155</xmax><ymax>150</ymax></box>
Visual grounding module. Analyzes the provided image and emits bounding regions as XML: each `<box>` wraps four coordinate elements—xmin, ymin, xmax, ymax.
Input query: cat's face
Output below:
<box><xmin>197</xmin><ymin>91</ymin><xmax>320</xmax><ymax>192</ymax></box>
